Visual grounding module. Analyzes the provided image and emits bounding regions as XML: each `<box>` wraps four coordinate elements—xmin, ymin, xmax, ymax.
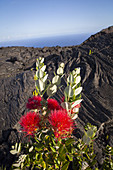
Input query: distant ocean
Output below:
<box><xmin>0</xmin><ymin>33</ymin><xmax>91</xmax><ymax>48</ymax></box>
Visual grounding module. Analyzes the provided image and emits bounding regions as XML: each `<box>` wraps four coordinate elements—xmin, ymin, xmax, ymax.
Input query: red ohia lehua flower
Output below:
<box><xmin>26</xmin><ymin>96</ymin><xmax>42</xmax><ymax>110</ymax></box>
<box><xmin>19</xmin><ymin>112</ymin><xmax>41</xmax><ymax>136</ymax></box>
<box><xmin>48</xmin><ymin>110</ymin><xmax>74</xmax><ymax>139</ymax></box>
<box><xmin>47</xmin><ymin>98</ymin><xmax>61</xmax><ymax>110</ymax></box>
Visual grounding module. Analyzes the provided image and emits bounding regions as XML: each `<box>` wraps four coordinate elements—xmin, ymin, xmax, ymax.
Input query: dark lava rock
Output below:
<box><xmin>0</xmin><ymin>26</ymin><xmax>113</xmax><ymax>169</ymax></box>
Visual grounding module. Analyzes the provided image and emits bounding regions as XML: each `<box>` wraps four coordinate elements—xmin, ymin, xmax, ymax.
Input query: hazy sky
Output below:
<box><xmin>0</xmin><ymin>0</ymin><xmax>113</xmax><ymax>42</ymax></box>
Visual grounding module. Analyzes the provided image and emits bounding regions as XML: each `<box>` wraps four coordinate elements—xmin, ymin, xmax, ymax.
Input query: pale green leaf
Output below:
<box><xmin>72</xmin><ymin>107</ymin><xmax>79</xmax><ymax>113</ymax></box>
<box><xmin>47</xmin><ymin>84</ymin><xmax>57</xmax><ymax>96</ymax></box>
<box><xmin>76</xmin><ymin>75</ymin><xmax>81</xmax><ymax>84</ymax></box>
<box><xmin>67</xmin><ymin>74</ymin><xmax>74</xmax><ymax>84</ymax></box>
<box><xmin>15</xmin><ymin>143</ymin><xmax>18</xmax><ymax>150</ymax></box>
<box><xmin>64</xmin><ymin>86</ymin><xmax>74</xmax><ymax>98</ymax></box>
<box><xmin>10</xmin><ymin>150</ymin><xmax>18</xmax><ymax>155</ymax></box>
<box><xmin>71</xmin><ymin>99</ymin><xmax>82</xmax><ymax>108</ymax></box>
<box><xmin>81</xmin><ymin>161</ymin><xmax>89</xmax><ymax>170</ymax></box>
<box><xmin>61</xmin><ymin>102</ymin><xmax>71</xmax><ymax>111</ymax></box>
<box><xmin>36</xmin><ymin>60</ymin><xmax>40</xmax><ymax>67</ymax></box>
<box><xmin>40</xmin><ymin>57</ymin><xmax>44</xmax><ymax>63</ymax></box>
<box><xmin>41</xmin><ymin>65</ymin><xmax>46</xmax><ymax>72</ymax></box>
<box><xmin>50</xmin><ymin>84</ymin><xmax>57</xmax><ymax>93</ymax></box>
<box><xmin>36</xmin><ymin>69</ymin><xmax>44</xmax><ymax>79</ymax></box>
<box><xmin>83</xmin><ymin>135</ymin><xmax>91</xmax><ymax>145</ymax></box>
<box><xmin>60</xmin><ymin>63</ymin><xmax>65</xmax><ymax>68</ymax></box>
<box><xmin>72</xmin><ymin>70</ymin><xmax>76</xmax><ymax>76</ymax></box>
<box><xmin>52</xmin><ymin>75</ymin><xmax>61</xmax><ymax>85</ymax></box>
<box><xmin>42</xmin><ymin>74</ymin><xmax>48</xmax><ymax>82</ymax></box>
<box><xmin>29</xmin><ymin>146</ymin><xmax>34</xmax><ymax>152</ymax></box>
<box><xmin>57</xmin><ymin>67</ymin><xmax>63</xmax><ymax>75</ymax></box>
<box><xmin>39</xmin><ymin>70</ymin><xmax>44</xmax><ymax>78</ymax></box>
<box><xmin>87</xmin><ymin>129</ymin><xmax>94</xmax><ymax>137</ymax></box>
<box><xmin>75</xmin><ymin>67</ymin><xmax>80</xmax><ymax>74</ymax></box>
<box><xmin>17</xmin><ymin>143</ymin><xmax>21</xmax><ymax>153</ymax></box>
<box><xmin>72</xmin><ymin>114</ymin><xmax>78</xmax><ymax>119</ymax></box>
<box><xmin>12</xmin><ymin>145</ymin><xmax>15</xmax><ymax>149</ymax></box>
<box><xmin>72</xmin><ymin>76</ymin><xmax>81</xmax><ymax>88</ymax></box>
<box><xmin>39</xmin><ymin>79</ymin><xmax>45</xmax><ymax>92</ymax></box>
<box><xmin>75</xmin><ymin>87</ymin><xmax>82</xmax><ymax>96</ymax></box>
<box><xmin>13</xmin><ymin>163</ymin><xmax>20</xmax><ymax>167</ymax></box>
<box><xmin>52</xmin><ymin>75</ymin><xmax>59</xmax><ymax>84</ymax></box>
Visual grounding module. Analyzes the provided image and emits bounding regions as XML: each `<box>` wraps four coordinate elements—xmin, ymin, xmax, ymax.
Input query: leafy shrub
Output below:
<box><xmin>7</xmin><ymin>57</ymin><xmax>113</xmax><ymax>170</ymax></box>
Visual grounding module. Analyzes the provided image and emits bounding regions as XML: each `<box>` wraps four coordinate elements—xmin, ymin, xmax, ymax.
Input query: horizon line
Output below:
<box><xmin>0</xmin><ymin>32</ymin><xmax>93</xmax><ymax>43</ymax></box>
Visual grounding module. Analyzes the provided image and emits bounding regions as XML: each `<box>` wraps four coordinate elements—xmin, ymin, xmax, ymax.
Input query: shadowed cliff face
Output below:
<box><xmin>0</xmin><ymin>26</ymin><xmax>113</xmax><ymax>168</ymax></box>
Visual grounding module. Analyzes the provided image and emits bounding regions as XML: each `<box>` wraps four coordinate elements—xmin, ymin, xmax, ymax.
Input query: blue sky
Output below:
<box><xmin>0</xmin><ymin>0</ymin><xmax>113</xmax><ymax>42</ymax></box>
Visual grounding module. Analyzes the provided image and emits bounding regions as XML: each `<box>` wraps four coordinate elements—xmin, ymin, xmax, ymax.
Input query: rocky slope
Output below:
<box><xmin>0</xmin><ymin>26</ymin><xmax>113</xmax><ymax>169</ymax></box>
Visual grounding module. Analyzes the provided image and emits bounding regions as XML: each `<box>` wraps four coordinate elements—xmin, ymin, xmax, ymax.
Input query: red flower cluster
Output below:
<box><xmin>19</xmin><ymin>112</ymin><xmax>41</xmax><ymax>136</ymax></box>
<box><xmin>47</xmin><ymin>98</ymin><xmax>61</xmax><ymax>110</ymax></box>
<box><xmin>48</xmin><ymin>110</ymin><xmax>74</xmax><ymax>139</ymax></box>
<box><xmin>26</xmin><ymin>96</ymin><xmax>42</xmax><ymax>110</ymax></box>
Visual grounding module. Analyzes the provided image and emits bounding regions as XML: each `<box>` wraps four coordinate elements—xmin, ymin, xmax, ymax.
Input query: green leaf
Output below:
<box><xmin>91</xmin><ymin>159</ymin><xmax>97</xmax><ymax>166</ymax></box>
<box><xmin>13</xmin><ymin>163</ymin><xmax>20</xmax><ymax>167</ymax></box>
<box><xmin>75</xmin><ymin>67</ymin><xmax>80</xmax><ymax>75</ymax></box>
<box><xmin>47</xmin><ymin>84</ymin><xmax>57</xmax><ymax>96</ymax></box>
<box><xmin>51</xmin><ymin>137</ymin><xmax>56</xmax><ymax>146</ymax></box>
<box><xmin>35</xmin><ymin>143</ymin><xmax>44</xmax><ymax>151</ymax></box>
<box><xmin>92</xmin><ymin>126</ymin><xmax>97</xmax><ymax>133</ymax></box>
<box><xmin>42</xmin><ymin>161</ymin><xmax>46</xmax><ymax>169</ymax></box>
<box><xmin>67</xmin><ymin>74</ymin><xmax>74</xmax><ymax>84</ymax></box>
<box><xmin>40</xmin><ymin>57</ymin><xmax>44</xmax><ymax>63</ymax></box>
<box><xmin>36</xmin><ymin>59</ymin><xmax>40</xmax><ymax>67</ymax></box>
<box><xmin>37</xmin><ymin>79</ymin><xmax>45</xmax><ymax>92</ymax></box>
<box><xmin>42</xmin><ymin>74</ymin><xmax>48</xmax><ymax>82</ymax></box>
<box><xmin>21</xmin><ymin>162</ymin><xmax>24</xmax><ymax>169</ymax></box>
<box><xmin>36</xmin><ymin>69</ymin><xmax>44</xmax><ymax>78</ymax></box>
<box><xmin>29</xmin><ymin>146</ymin><xmax>34</xmax><ymax>152</ymax></box>
<box><xmin>72</xmin><ymin>70</ymin><xmax>76</xmax><ymax>76</ymax></box>
<box><xmin>60</xmin><ymin>63</ymin><xmax>65</xmax><ymax>68</ymax></box>
<box><xmin>62</xmin><ymin>161</ymin><xmax>70</xmax><ymax>170</ymax></box>
<box><xmin>67</xmin><ymin>154</ymin><xmax>73</xmax><ymax>161</ymax></box>
<box><xmin>64</xmin><ymin>86</ymin><xmax>74</xmax><ymax>98</ymax></box>
<box><xmin>83</xmin><ymin>135</ymin><xmax>91</xmax><ymax>145</ymax></box>
<box><xmin>17</xmin><ymin>143</ymin><xmax>21</xmax><ymax>153</ymax></box>
<box><xmin>87</xmin><ymin>129</ymin><xmax>94</xmax><ymax>137</ymax></box>
<box><xmin>89</xmin><ymin>50</ymin><xmax>92</xmax><ymax>55</ymax></box>
<box><xmin>61</xmin><ymin>102</ymin><xmax>71</xmax><ymax>111</ymax></box>
<box><xmin>10</xmin><ymin>150</ymin><xmax>18</xmax><ymax>155</ymax></box>
<box><xmin>57</xmin><ymin>67</ymin><xmax>63</xmax><ymax>75</ymax></box>
<box><xmin>81</xmin><ymin>161</ymin><xmax>89</xmax><ymax>170</ymax></box>
<box><xmin>52</xmin><ymin>75</ymin><xmax>61</xmax><ymax>85</ymax></box>
<box><xmin>58</xmin><ymin>154</ymin><xmax>66</xmax><ymax>162</ymax></box>
<box><xmin>72</xmin><ymin>76</ymin><xmax>81</xmax><ymax>88</ymax></box>
<box><xmin>74</xmin><ymin>87</ymin><xmax>82</xmax><ymax>96</ymax></box>
<box><xmin>65</xmin><ymin>138</ymin><xmax>75</xmax><ymax>146</ymax></box>
<box><xmin>72</xmin><ymin>114</ymin><xmax>78</xmax><ymax>119</ymax></box>
<box><xmin>41</xmin><ymin>65</ymin><xmax>46</xmax><ymax>72</ymax></box>
<box><xmin>12</xmin><ymin>145</ymin><xmax>15</xmax><ymax>149</ymax></box>
<box><xmin>15</xmin><ymin>143</ymin><xmax>18</xmax><ymax>150</ymax></box>
<box><xmin>50</xmin><ymin>146</ymin><xmax>56</xmax><ymax>152</ymax></box>
<box><xmin>59</xmin><ymin>144</ymin><xmax>67</xmax><ymax>156</ymax></box>
<box><xmin>71</xmin><ymin>99</ymin><xmax>82</xmax><ymax>108</ymax></box>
